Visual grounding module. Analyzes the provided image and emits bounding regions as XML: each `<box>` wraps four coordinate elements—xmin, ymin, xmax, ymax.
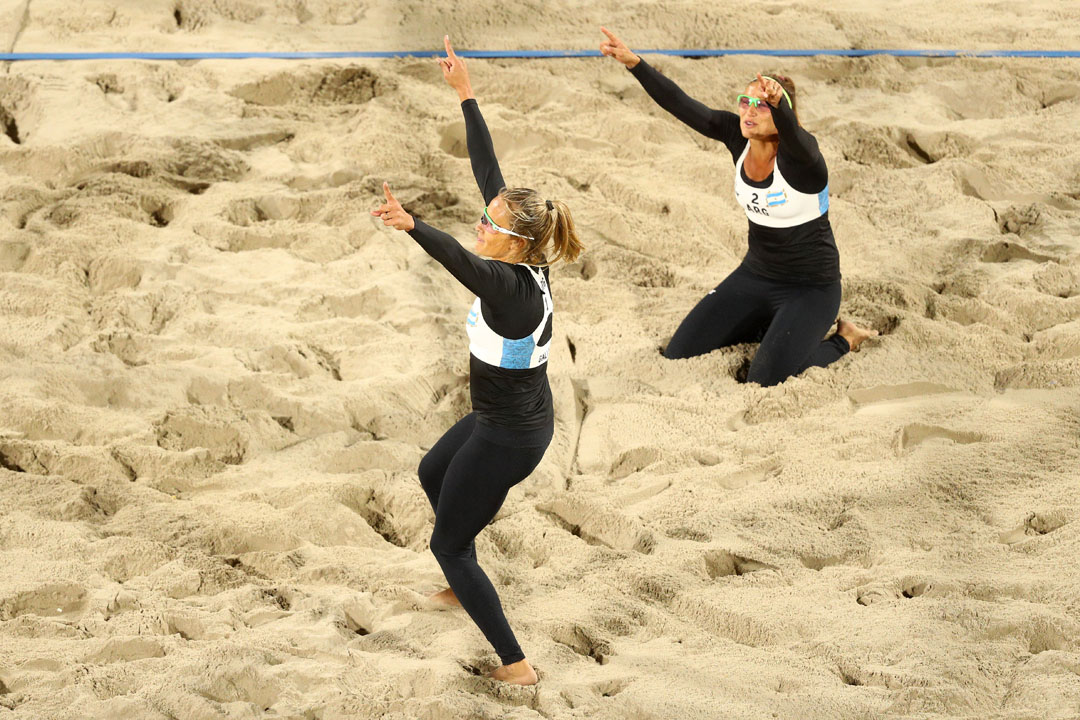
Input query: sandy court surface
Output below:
<box><xmin>1</xmin><ymin>1</ymin><xmax>1079</xmax><ymax>718</ymax></box>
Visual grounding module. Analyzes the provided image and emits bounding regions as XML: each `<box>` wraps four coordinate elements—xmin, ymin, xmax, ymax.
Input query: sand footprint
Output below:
<box><xmin>716</xmin><ymin>462</ymin><xmax>781</xmax><ymax>490</ymax></box>
<box><xmin>997</xmin><ymin>203</ymin><xmax>1043</xmax><ymax>235</ymax></box>
<box><xmin>333</xmin><ymin>481</ymin><xmax>429</xmax><ymax>551</ymax></box>
<box><xmin>297</xmin><ymin>287</ymin><xmax>396</xmax><ymax>322</ymax></box>
<box><xmin>856</xmin><ymin>578</ymin><xmax>933</xmax><ymax>605</ymax></box>
<box><xmin>439</xmin><ymin>122</ymin><xmax>543</xmax><ymax>161</ymax></box>
<box><xmin>1033</xmin><ymin>263</ymin><xmax>1078</xmax><ymax>299</ymax></box>
<box><xmin>3</xmin><ymin>185</ymin><xmax>62</xmax><ymax>233</ymax></box>
<box><xmin>999</xmin><ymin>510</ymin><xmax>1069</xmax><ymax>544</ymax></box>
<box><xmin>65</xmin><ymin>173</ymin><xmax>177</xmax><ymax>228</ymax></box>
<box><xmin>593</xmin><ymin>677</ymin><xmax>633</xmax><ymax>697</ymax></box>
<box><xmin>201</xmin><ymin>225</ymin><xmax>304</xmax><ymax>253</ymax></box>
<box><xmin>550</xmin><ymin>622</ymin><xmax>614</xmax><ymax>665</ymax></box>
<box><xmin>901</xmin><ymin>580</ymin><xmax>933</xmax><ymax>598</ymax></box>
<box><xmin>91</xmin><ymin>285</ymin><xmax>198</xmax><ymax>336</ymax></box>
<box><xmin>980</xmin><ymin>240</ymin><xmax>1056</xmax><ymax>264</ymax></box>
<box><xmin>703</xmin><ymin>549</ymin><xmax>777</xmax><ymax>579</ymax></box>
<box><xmin>192</xmin><ymin>662</ymin><xmax>281</xmax><ymax>714</ymax></box>
<box><xmin>1</xmin><ymin>98</ymin><xmax>22</xmax><ymax>145</ymax></box>
<box><xmin>230</xmin><ymin>66</ymin><xmax>390</xmax><ymax>108</ymax></box>
<box><xmin>82</xmin><ymin>637</ymin><xmax>166</xmax><ymax>664</ymax></box>
<box><xmin>594</xmin><ymin>245</ymin><xmax>675</xmax><ymax>288</ymax></box>
<box><xmin>830</xmin><ymin>124</ymin><xmax>922</xmax><ymax>169</ymax></box>
<box><xmin>616</xmin><ymin>477</ymin><xmax>672</xmax><ymax>507</ymax></box>
<box><xmin>537</xmin><ymin>495</ymin><xmax>656</xmax><ymax>554</ymax></box>
<box><xmin>351</xmin><ymin>496</ymin><xmax>413</xmax><ymax>549</ymax></box>
<box><xmin>243</xmin><ymin>341</ymin><xmax>342</xmax><ymax>380</ymax></box>
<box><xmin>286</xmin><ymin>168</ymin><xmax>362</xmax><ymax>191</ymax></box>
<box><xmin>371</xmin><ymin>585</ymin><xmax>431</xmax><ymax>618</ymax></box>
<box><xmin>897</xmin><ymin>423</ymin><xmax>983</xmax><ymax>453</ymax></box>
<box><xmin>403</xmin><ymin>190</ymin><xmax>469</xmax><ymax>227</ymax></box>
<box><xmin>608</xmin><ymin>447</ymin><xmax>660</xmax><ymax>480</ymax></box>
<box><xmin>335</xmin><ymin>596</ymin><xmax>380</xmax><ymax>638</ymax></box>
<box><xmin>572</xmin><ymin>256</ymin><xmax>598</xmax><ymax>281</ymax></box>
<box><xmin>210</xmin><ymin>130</ymin><xmax>295</xmax><ymax>153</ymax></box>
<box><xmin>225</xmin><ymin>192</ymin><xmax>363</xmax><ymax>228</ymax></box>
<box><xmin>995</xmin><ymin>358</ymin><xmax>1080</xmax><ymax>390</ymax></box>
<box><xmin>155</xmin><ymin>406</ymin><xmax>252</xmax><ymax>465</ymax></box>
<box><xmin>665</xmin><ymin>526</ymin><xmax>711</xmax><ymax>542</ymax></box>
<box><xmin>0</xmin><ymin>583</ymin><xmax>88</xmax><ymax>621</ymax></box>
<box><xmin>848</xmin><ymin>382</ymin><xmax>957</xmax><ymax>407</ymax></box>
<box><xmin>321</xmin><ymin>439</ymin><xmax>421</xmax><ymax>475</ymax></box>
<box><xmin>1026</xmin><ymin>617</ymin><xmax>1071</xmax><ymax>655</ymax></box>
<box><xmin>673</xmin><ymin>595</ymin><xmax>776</xmax><ymax>647</ymax></box>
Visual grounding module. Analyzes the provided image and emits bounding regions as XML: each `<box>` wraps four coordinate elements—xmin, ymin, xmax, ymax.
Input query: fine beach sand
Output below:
<box><xmin>2</xmin><ymin>1</ymin><xmax>1079</xmax><ymax>718</ymax></box>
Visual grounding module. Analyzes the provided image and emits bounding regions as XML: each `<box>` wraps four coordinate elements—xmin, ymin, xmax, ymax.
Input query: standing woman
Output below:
<box><xmin>600</xmin><ymin>29</ymin><xmax>876</xmax><ymax>386</ymax></box>
<box><xmin>372</xmin><ymin>37</ymin><xmax>583</xmax><ymax>686</ymax></box>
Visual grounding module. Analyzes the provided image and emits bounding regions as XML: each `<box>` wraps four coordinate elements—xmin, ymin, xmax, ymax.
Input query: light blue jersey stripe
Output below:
<box><xmin>500</xmin><ymin>336</ymin><xmax>536</xmax><ymax>369</ymax></box>
<box><xmin>818</xmin><ymin>184</ymin><xmax>830</xmax><ymax>214</ymax></box>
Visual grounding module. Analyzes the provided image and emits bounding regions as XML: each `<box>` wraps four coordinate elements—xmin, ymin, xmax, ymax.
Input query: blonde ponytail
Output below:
<box><xmin>544</xmin><ymin>198</ymin><xmax>583</xmax><ymax>265</ymax></box>
<box><xmin>500</xmin><ymin>187</ymin><xmax>584</xmax><ymax>266</ymax></box>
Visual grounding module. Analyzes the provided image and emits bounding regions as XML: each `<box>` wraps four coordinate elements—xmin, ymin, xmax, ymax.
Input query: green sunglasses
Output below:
<box><xmin>737</xmin><ymin>77</ymin><xmax>793</xmax><ymax>112</ymax></box>
<box><xmin>737</xmin><ymin>94</ymin><xmax>771</xmax><ymax>111</ymax></box>
<box><xmin>481</xmin><ymin>207</ymin><xmax>533</xmax><ymax>241</ymax></box>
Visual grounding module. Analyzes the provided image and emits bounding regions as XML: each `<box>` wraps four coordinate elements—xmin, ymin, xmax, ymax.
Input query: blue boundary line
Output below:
<box><xmin>2</xmin><ymin>49</ymin><xmax>1079</xmax><ymax>61</ymax></box>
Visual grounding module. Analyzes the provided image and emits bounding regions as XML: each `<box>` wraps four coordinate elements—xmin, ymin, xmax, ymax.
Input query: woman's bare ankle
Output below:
<box><xmin>837</xmin><ymin>319</ymin><xmax>879</xmax><ymax>352</ymax></box>
<box><xmin>427</xmin><ymin>587</ymin><xmax>461</xmax><ymax>607</ymax></box>
<box><xmin>490</xmin><ymin>658</ymin><xmax>538</xmax><ymax>685</ymax></box>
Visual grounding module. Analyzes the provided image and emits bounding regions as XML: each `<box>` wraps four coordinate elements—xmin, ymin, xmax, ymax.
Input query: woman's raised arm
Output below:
<box><xmin>601</xmin><ymin>27</ymin><xmax>740</xmax><ymax>147</ymax></box>
<box><xmin>439</xmin><ymin>36</ymin><xmax>505</xmax><ymax>204</ymax></box>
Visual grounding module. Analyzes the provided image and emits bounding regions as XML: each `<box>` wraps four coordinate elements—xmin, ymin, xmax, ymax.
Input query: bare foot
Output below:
<box><xmin>427</xmin><ymin>587</ymin><xmax>461</xmax><ymax>608</ymax></box>
<box><xmin>489</xmin><ymin>659</ymin><xmax>538</xmax><ymax>686</ymax></box>
<box><xmin>836</xmin><ymin>319</ymin><xmax>879</xmax><ymax>353</ymax></box>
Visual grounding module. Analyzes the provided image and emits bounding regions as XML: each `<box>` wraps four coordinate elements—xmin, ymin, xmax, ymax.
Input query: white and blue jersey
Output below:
<box><xmin>734</xmin><ymin>142</ymin><xmax>829</xmax><ymax>228</ymax></box>
<box><xmin>466</xmin><ymin>265</ymin><xmax>552</xmax><ymax>370</ymax></box>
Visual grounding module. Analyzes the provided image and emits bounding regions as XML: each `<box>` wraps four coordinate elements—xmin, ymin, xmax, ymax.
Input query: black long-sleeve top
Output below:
<box><xmin>407</xmin><ymin>99</ymin><xmax>553</xmax><ymax>436</ymax></box>
<box><xmin>629</xmin><ymin>59</ymin><xmax>840</xmax><ymax>284</ymax></box>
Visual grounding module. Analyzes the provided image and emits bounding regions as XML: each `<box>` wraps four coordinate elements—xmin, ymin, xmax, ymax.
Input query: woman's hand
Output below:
<box><xmin>439</xmin><ymin>35</ymin><xmax>474</xmax><ymax>101</ymax></box>
<box><xmin>600</xmin><ymin>27</ymin><xmax>640</xmax><ymax>69</ymax></box>
<box><xmin>756</xmin><ymin>73</ymin><xmax>785</xmax><ymax>107</ymax></box>
<box><xmin>371</xmin><ymin>181</ymin><xmax>414</xmax><ymax>232</ymax></box>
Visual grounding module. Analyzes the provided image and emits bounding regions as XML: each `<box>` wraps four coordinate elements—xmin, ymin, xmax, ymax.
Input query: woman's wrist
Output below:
<box><xmin>457</xmin><ymin>86</ymin><xmax>475</xmax><ymax>102</ymax></box>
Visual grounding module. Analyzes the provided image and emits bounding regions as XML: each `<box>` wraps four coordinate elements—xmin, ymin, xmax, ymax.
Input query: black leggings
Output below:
<box><xmin>664</xmin><ymin>264</ymin><xmax>849</xmax><ymax>386</ymax></box>
<box><xmin>417</xmin><ymin>412</ymin><xmax>551</xmax><ymax>665</ymax></box>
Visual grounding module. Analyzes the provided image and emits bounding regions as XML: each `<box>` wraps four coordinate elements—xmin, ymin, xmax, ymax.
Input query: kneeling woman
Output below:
<box><xmin>372</xmin><ymin>37</ymin><xmax>582</xmax><ymax>685</ymax></box>
<box><xmin>600</xmin><ymin>28</ymin><xmax>876</xmax><ymax>386</ymax></box>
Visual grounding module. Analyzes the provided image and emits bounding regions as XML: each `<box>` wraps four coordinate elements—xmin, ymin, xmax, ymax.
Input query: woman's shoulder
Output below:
<box><xmin>485</xmin><ymin>259</ymin><xmax>545</xmax><ymax>291</ymax></box>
